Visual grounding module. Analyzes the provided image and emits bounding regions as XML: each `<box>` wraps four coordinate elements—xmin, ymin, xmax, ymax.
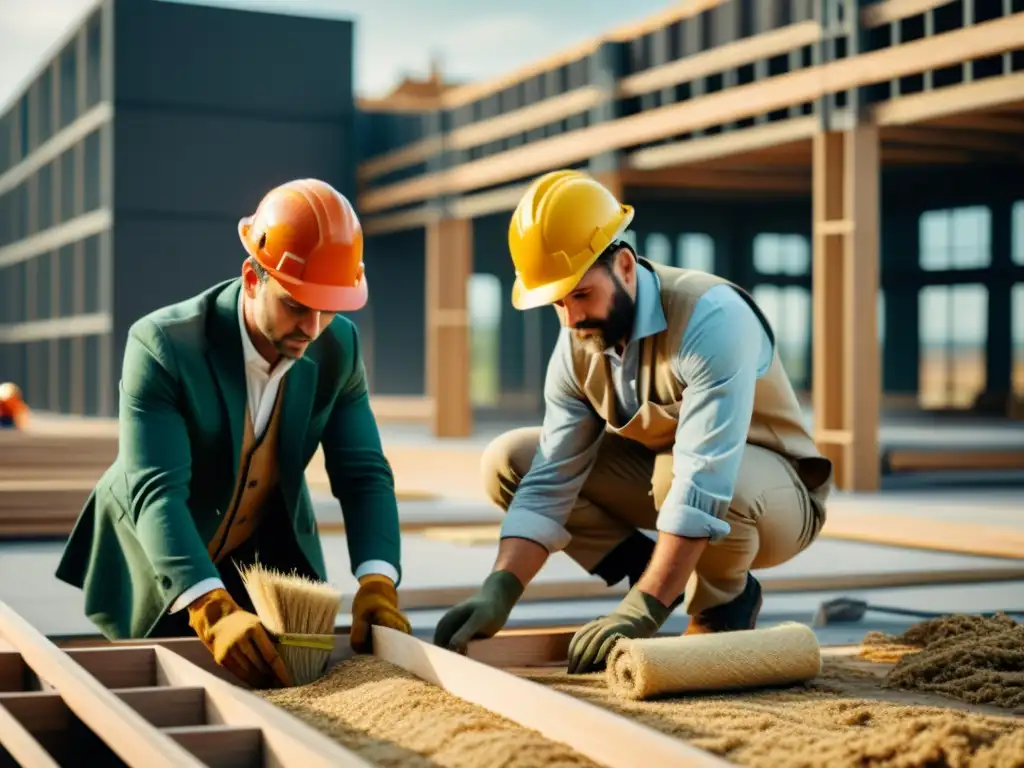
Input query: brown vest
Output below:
<box><xmin>570</xmin><ymin>259</ymin><xmax>833</xmax><ymax>509</ymax></box>
<box><xmin>207</xmin><ymin>379</ymin><xmax>286</xmax><ymax>564</ymax></box>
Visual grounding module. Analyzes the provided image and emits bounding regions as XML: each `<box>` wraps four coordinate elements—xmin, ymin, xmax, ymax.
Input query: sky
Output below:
<box><xmin>0</xmin><ymin>0</ymin><xmax>677</xmax><ymax>107</ymax></box>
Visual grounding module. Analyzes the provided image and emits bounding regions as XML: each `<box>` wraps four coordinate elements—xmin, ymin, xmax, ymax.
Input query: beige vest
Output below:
<box><xmin>570</xmin><ymin>259</ymin><xmax>833</xmax><ymax>508</ymax></box>
<box><xmin>207</xmin><ymin>380</ymin><xmax>286</xmax><ymax>563</ymax></box>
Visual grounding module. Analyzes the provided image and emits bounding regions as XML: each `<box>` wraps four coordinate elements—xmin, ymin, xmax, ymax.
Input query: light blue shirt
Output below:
<box><xmin>500</xmin><ymin>265</ymin><xmax>774</xmax><ymax>552</ymax></box>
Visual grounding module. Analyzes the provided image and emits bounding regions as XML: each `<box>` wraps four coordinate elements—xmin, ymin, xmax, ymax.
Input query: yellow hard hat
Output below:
<box><xmin>508</xmin><ymin>169</ymin><xmax>634</xmax><ymax>310</ymax></box>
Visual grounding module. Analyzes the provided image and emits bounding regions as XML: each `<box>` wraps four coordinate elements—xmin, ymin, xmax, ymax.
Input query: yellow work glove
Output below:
<box><xmin>187</xmin><ymin>588</ymin><xmax>293</xmax><ymax>689</ymax></box>
<box><xmin>350</xmin><ymin>574</ymin><xmax>412</xmax><ymax>653</ymax></box>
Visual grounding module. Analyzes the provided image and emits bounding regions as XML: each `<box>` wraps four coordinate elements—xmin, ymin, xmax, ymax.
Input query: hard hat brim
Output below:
<box><xmin>274</xmin><ymin>271</ymin><xmax>369</xmax><ymax>313</ymax></box>
<box><xmin>511</xmin><ymin>265</ymin><xmax>595</xmax><ymax>310</ymax></box>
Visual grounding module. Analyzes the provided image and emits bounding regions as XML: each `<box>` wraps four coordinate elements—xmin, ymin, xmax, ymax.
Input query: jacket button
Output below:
<box><xmin>160</xmin><ymin>576</ymin><xmax>172</xmax><ymax>590</ymax></box>
<box><xmin>248</xmin><ymin>479</ymin><xmax>258</xmax><ymax>489</ymax></box>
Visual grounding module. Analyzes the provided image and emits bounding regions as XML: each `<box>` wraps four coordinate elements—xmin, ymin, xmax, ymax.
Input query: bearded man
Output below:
<box><xmin>56</xmin><ymin>179</ymin><xmax>411</xmax><ymax>688</ymax></box>
<box><xmin>433</xmin><ymin>170</ymin><xmax>833</xmax><ymax>673</ymax></box>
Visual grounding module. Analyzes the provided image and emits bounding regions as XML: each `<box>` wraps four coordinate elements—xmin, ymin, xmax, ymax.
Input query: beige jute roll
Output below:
<box><xmin>605</xmin><ymin>621</ymin><xmax>822</xmax><ymax>700</ymax></box>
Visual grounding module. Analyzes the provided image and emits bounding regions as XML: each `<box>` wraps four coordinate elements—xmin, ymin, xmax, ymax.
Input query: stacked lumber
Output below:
<box><xmin>0</xmin><ymin>431</ymin><xmax>116</xmax><ymax>539</ymax></box>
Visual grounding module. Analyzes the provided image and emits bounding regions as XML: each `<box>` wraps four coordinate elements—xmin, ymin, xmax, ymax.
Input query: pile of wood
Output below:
<box><xmin>0</xmin><ymin>430</ymin><xmax>116</xmax><ymax>539</ymax></box>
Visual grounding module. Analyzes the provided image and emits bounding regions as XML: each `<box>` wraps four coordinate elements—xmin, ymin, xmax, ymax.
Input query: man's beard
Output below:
<box><xmin>573</xmin><ymin>276</ymin><xmax>635</xmax><ymax>354</ymax></box>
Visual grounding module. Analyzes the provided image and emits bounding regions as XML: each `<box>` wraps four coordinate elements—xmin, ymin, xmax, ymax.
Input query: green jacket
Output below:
<box><xmin>55</xmin><ymin>278</ymin><xmax>402</xmax><ymax>640</ymax></box>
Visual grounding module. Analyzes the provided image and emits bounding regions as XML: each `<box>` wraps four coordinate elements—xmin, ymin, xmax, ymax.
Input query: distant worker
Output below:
<box><xmin>56</xmin><ymin>179</ymin><xmax>412</xmax><ymax>689</ymax></box>
<box><xmin>0</xmin><ymin>382</ymin><xmax>30</xmax><ymax>429</ymax></box>
<box><xmin>434</xmin><ymin>170</ymin><xmax>834</xmax><ymax>673</ymax></box>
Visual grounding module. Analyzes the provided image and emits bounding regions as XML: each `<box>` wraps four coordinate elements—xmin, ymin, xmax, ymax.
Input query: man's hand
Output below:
<box><xmin>433</xmin><ymin>570</ymin><xmax>525</xmax><ymax>653</ymax></box>
<box><xmin>350</xmin><ymin>574</ymin><xmax>412</xmax><ymax>653</ymax></box>
<box><xmin>187</xmin><ymin>588</ymin><xmax>293</xmax><ymax>689</ymax></box>
<box><xmin>566</xmin><ymin>585</ymin><xmax>674</xmax><ymax>674</ymax></box>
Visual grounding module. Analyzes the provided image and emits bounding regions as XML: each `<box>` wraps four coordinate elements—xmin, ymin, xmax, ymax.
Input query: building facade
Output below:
<box><xmin>0</xmin><ymin>0</ymin><xmax>356</xmax><ymax>418</ymax></box>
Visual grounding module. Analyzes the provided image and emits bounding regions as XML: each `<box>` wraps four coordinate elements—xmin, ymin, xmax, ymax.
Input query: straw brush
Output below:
<box><xmin>237</xmin><ymin>561</ymin><xmax>342</xmax><ymax>686</ymax></box>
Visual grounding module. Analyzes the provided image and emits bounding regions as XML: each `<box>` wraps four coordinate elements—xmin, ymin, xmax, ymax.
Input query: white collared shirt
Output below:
<box><xmin>169</xmin><ymin>288</ymin><xmax>398</xmax><ymax>613</ymax></box>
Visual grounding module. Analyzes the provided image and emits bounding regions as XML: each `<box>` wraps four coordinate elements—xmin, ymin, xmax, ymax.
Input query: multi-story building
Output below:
<box><xmin>0</xmin><ymin>0</ymin><xmax>356</xmax><ymax>418</ymax></box>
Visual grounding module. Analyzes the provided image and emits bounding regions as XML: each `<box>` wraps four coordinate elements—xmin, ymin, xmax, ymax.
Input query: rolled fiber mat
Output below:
<box><xmin>257</xmin><ymin>654</ymin><xmax>602</xmax><ymax>768</ymax></box>
<box><xmin>607</xmin><ymin>622</ymin><xmax>822</xmax><ymax>700</ymax></box>
<box><xmin>518</xmin><ymin>614</ymin><xmax>1024</xmax><ymax>768</ymax></box>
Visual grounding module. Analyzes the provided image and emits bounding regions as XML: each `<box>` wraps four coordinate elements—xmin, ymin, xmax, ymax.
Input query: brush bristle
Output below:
<box><xmin>235</xmin><ymin>559</ymin><xmax>343</xmax><ymax>685</ymax></box>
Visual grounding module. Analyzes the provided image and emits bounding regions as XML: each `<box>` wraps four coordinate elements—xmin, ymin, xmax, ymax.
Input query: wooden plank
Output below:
<box><xmin>358</xmin><ymin>14</ymin><xmax>1024</xmax><ymax>213</ymax></box>
<box><xmin>114</xmin><ymin>686</ymin><xmax>207</xmax><ymax>729</ymax></box>
<box><xmin>812</xmin><ymin>126</ymin><xmax>881</xmax><ymax>493</ymax></box>
<box><xmin>821</xmin><ymin>512</ymin><xmax>1024</xmax><ymax>561</ymax></box>
<box><xmin>425</xmin><ymin>217</ymin><xmax>473</xmax><ymax>438</ymax></box>
<box><xmin>370</xmin><ymin>626</ymin><xmax>730</xmax><ymax>767</ymax></box>
<box><xmin>162</xmin><ymin>724</ymin><xmax>262</xmax><ymax>768</ymax></box>
<box><xmin>345</xmin><ymin>565</ymin><xmax>1024</xmax><ymax>612</ymax></box>
<box><xmin>628</xmin><ymin>115</ymin><xmax>818</xmax><ymax>171</ymax></box>
<box><xmin>62</xmin><ymin>647</ymin><xmax>156</xmax><ymax>689</ymax></box>
<box><xmin>619</xmin><ymin>20</ymin><xmax>822</xmax><ymax>98</ymax></box>
<box><xmin>861</xmin><ymin>0</ymin><xmax>954</xmax><ymax>28</ymax></box>
<box><xmin>0</xmin><ymin>695</ymin><xmax>60</xmax><ymax>768</ymax></box>
<box><xmin>884</xmin><ymin>448</ymin><xmax>1024</xmax><ymax>472</ymax></box>
<box><xmin>0</xmin><ymin>600</ymin><xmax>204</xmax><ymax>768</ymax></box>
<box><xmin>0</xmin><ymin>652</ymin><xmax>24</xmax><ymax>693</ymax></box>
<box><xmin>152</xmin><ymin>645</ymin><xmax>374</xmax><ymax>768</ymax></box>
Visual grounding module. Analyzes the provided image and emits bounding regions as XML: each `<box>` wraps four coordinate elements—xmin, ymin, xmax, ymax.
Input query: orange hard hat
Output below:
<box><xmin>238</xmin><ymin>178</ymin><xmax>367</xmax><ymax>312</ymax></box>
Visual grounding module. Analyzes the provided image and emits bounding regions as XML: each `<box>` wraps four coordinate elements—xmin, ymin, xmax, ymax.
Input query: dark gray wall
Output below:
<box><xmin>360</xmin><ymin>229</ymin><xmax>426</xmax><ymax>395</ymax></box>
<box><xmin>110</xmin><ymin>0</ymin><xmax>356</xmax><ymax>371</ymax></box>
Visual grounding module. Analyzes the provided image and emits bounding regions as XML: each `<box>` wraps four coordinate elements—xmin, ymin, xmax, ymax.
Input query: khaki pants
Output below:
<box><xmin>482</xmin><ymin>427</ymin><xmax>824</xmax><ymax>615</ymax></box>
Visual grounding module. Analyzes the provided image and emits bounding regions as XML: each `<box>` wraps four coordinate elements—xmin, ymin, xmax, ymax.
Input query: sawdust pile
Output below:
<box><xmin>257</xmin><ymin>654</ymin><xmax>601</xmax><ymax>768</ymax></box>
<box><xmin>521</xmin><ymin>652</ymin><xmax>1024</xmax><ymax>768</ymax></box>
<box><xmin>859</xmin><ymin>612</ymin><xmax>1024</xmax><ymax>713</ymax></box>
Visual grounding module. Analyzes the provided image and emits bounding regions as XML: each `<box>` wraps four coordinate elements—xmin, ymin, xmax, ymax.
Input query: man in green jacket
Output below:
<box><xmin>56</xmin><ymin>179</ymin><xmax>411</xmax><ymax>689</ymax></box>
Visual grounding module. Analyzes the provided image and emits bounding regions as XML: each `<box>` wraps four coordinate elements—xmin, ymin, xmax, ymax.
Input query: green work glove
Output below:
<box><xmin>433</xmin><ymin>570</ymin><xmax>525</xmax><ymax>654</ymax></box>
<box><xmin>566</xmin><ymin>586</ymin><xmax>674</xmax><ymax>674</ymax></box>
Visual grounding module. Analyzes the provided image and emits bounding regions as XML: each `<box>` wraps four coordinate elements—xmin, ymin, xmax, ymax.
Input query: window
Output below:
<box><xmin>919</xmin><ymin>206</ymin><xmax>991</xmax><ymax>270</ymax></box>
<box><xmin>752</xmin><ymin>285</ymin><xmax>811</xmax><ymax>389</ymax></box>
<box><xmin>1013</xmin><ymin>202</ymin><xmax>1024</xmax><ymax>266</ymax></box>
<box><xmin>1014</xmin><ymin>284</ymin><xmax>1024</xmax><ymax>397</ymax></box>
<box><xmin>468</xmin><ymin>273</ymin><xmax>501</xmax><ymax>408</ymax></box>
<box><xmin>678</xmin><ymin>233</ymin><xmax>714</xmax><ymax>272</ymax></box>
<box><xmin>919</xmin><ymin>284</ymin><xmax>987</xmax><ymax>409</ymax></box>
<box><xmin>753</xmin><ymin>234</ymin><xmax>810</xmax><ymax>275</ymax></box>
<box><xmin>645</xmin><ymin>233</ymin><xmax>672</xmax><ymax>265</ymax></box>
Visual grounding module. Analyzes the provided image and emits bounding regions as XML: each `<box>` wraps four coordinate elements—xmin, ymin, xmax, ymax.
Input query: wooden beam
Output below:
<box><xmin>618</xmin><ymin>20</ymin><xmax>821</xmax><ymax>99</ymax></box>
<box><xmin>152</xmin><ymin>646</ymin><xmax>374</xmax><ymax>767</ymax></box>
<box><xmin>0</xmin><ymin>696</ymin><xmax>61</xmax><ymax>768</ymax></box>
<box><xmin>812</xmin><ymin>127</ymin><xmax>881</xmax><ymax>492</ymax></box>
<box><xmin>622</xmin><ymin>167</ymin><xmax>811</xmax><ymax>193</ymax></box>
<box><xmin>927</xmin><ymin>112</ymin><xmax>1024</xmax><ymax>133</ymax></box>
<box><xmin>884</xmin><ymin>448</ymin><xmax>1024</xmax><ymax>472</ymax></box>
<box><xmin>874</xmin><ymin>72</ymin><xmax>1024</xmax><ymax>127</ymax></box>
<box><xmin>0</xmin><ymin>601</ymin><xmax>204</xmax><ymax>768</ymax></box>
<box><xmin>861</xmin><ymin>0</ymin><xmax>955</xmax><ymax>28</ymax></box>
<box><xmin>370</xmin><ymin>626</ymin><xmax>729</xmax><ymax>767</ymax></box>
<box><xmin>439</xmin><ymin>0</ymin><xmax>725</xmax><ymax>109</ymax></box>
<box><xmin>425</xmin><ymin>217</ymin><xmax>473</xmax><ymax>437</ymax></box>
<box><xmin>881</xmin><ymin>125</ymin><xmax>1024</xmax><ymax>157</ymax></box>
<box><xmin>357</xmin><ymin>137</ymin><xmax>443</xmax><ymax>184</ymax></box>
<box><xmin>359</xmin><ymin>14</ymin><xmax>1024</xmax><ymax>213</ymax></box>
<box><xmin>628</xmin><ymin>115</ymin><xmax>818</xmax><ymax>170</ymax></box>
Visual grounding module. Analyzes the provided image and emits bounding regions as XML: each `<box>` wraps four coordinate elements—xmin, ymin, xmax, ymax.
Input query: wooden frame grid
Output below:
<box><xmin>8</xmin><ymin>601</ymin><xmax>1023</xmax><ymax>767</ymax></box>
